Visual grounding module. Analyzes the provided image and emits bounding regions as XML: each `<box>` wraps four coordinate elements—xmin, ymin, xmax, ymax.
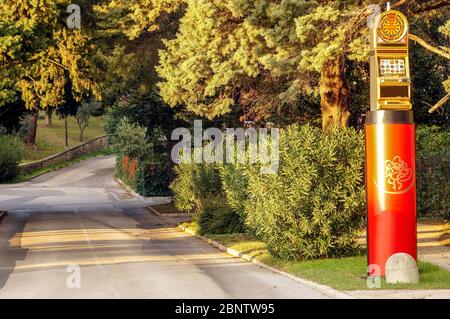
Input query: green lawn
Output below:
<box><xmin>183</xmin><ymin>222</ymin><xmax>450</xmax><ymax>291</ymax></box>
<box><xmin>23</xmin><ymin>114</ymin><xmax>106</xmax><ymax>163</ymax></box>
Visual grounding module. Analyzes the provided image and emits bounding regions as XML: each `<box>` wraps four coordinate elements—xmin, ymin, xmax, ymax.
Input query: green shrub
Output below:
<box><xmin>170</xmin><ymin>160</ymin><xmax>201</xmax><ymax>212</ymax></box>
<box><xmin>218</xmin><ymin>161</ymin><xmax>250</xmax><ymax>221</ymax></box>
<box><xmin>116</xmin><ymin>155</ymin><xmax>172</xmax><ymax>197</ymax></box>
<box><xmin>171</xmin><ymin>159</ymin><xmax>245</xmax><ymax>234</ymax></box>
<box><xmin>0</xmin><ymin>134</ymin><xmax>24</xmax><ymax>182</ymax></box>
<box><xmin>171</xmin><ymin>161</ymin><xmax>222</xmax><ymax>213</ymax></box>
<box><xmin>244</xmin><ymin>124</ymin><xmax>365</xmax><ymax>260</ymax></box>
<box><xmin>416</xmin><ymin>126</ymin><xmax>449</xmax><ymax>219</ymax></box>
<box><xmin>113</xmin><ymin>119</ymin><xmax>173</xmax><ymax>196</ymax></box>
<box><xmin>198</xmin><ymin>197</ymin><xmax>246</xmax><ymax>235</ymax></box>
<box><xmin>135</xmin><ymin>160</ymin><xmax>171</xmax><ymax>197</ymax></box>
<box><xmin>114</xmin><ymin>119</ymin><xmax>152</xmax><ymax>160</ymax></box>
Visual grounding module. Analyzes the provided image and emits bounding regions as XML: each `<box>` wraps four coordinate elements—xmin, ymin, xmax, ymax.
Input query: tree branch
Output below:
<box><xmin>409</xmin><ymin>34</ymin><xmax>450</xmax><ymax>60</ymax></box>
<box><xmin>429</xmin><ymin>92</ymin><xmax>450</xmax><ymax>113</ymax></box>
<box><xmin>413</xmin><ymin>0</ymin><xmax>450</xmax><ymax>13</ymax></box>
<box><xmin>46</xmin><ymin>58</ymin><xmax>70</xmax><ymax>71</ymax></box>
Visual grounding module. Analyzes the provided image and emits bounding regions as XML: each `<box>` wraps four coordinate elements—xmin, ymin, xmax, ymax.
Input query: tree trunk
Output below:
<box><xmin>45</xmin><ymin>108</ymin><xmax>53</xmax><ymax>127</ymax></box>
<box><xmin>23</xmin><ymin>109</ymin><xmax>38</xmax><ymax>149</ymax></box>
<box><xmin>320</xmin><ymin>56</ymin><xmax>350</xmax><ymax>131</ymax></box>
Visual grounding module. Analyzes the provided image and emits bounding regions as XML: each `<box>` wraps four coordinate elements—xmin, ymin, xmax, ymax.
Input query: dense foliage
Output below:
<box><xmin>170</xmin><ymin>125</ymin><xmax>366</xmax><ymax>258</ymax></box>
<box><xmin>218</xmin><ymin>162</ymin><xmax>249</xmax><ymax>221</ymax></box>
<box><xmin>157</xmin><ymin>0</ymin><xmax>449</xmax><ymax>128</ymax></box>
<box><xmin>170</xmin><ymin>160</ymin><xmax>245</xmax><ymax>234</ymax></box>
<box><xmin>1</xmin><ymin>1</ymin><xmax>449</xmax><ymax>132</ymax></box>
<box><xmin>0</xmin><ymin>98</ymin><xmax>27</xmax><ymax>134</ymax></box>
<box><xmin>244</xmin><ymin>125</ymin><xmax>366</xmax><ymax>260</ymax></box>
<box><xmin>116</xmin><ymin>155</ymin><xmax>172</xmax><ymax>197</ymax></box>
<box><xmin>113</xmin><ymin>119</ymin><xmax>153</xmax><ymax>160</ymax></box>
<box><xmin>0</xmin><ymin>0</ymin><xmax>99</xmax><ymax>109</ymax></box>
<box><xmin>113</xmin><ymin>119</ymin><xmax>171</xmax><ymax>196</ymax></box>
<box><xmin>416</xmin><ymin>126</ymin><xmax>450</xmax><ymax>219</ymax></box>
<box><xmin>0</xmin><ymin>134</ymin><xmax>24</xmax><ymax>181</ymax></box>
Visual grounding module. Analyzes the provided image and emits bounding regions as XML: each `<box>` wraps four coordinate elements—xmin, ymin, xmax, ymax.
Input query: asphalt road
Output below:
<box><xmin>0</xmin><ymin>156</ymin><xmax>330</xmax><ymax>299</ymax></box>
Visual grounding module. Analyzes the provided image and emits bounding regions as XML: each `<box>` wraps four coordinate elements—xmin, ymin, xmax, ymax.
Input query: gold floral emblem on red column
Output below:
<box><xmin>384</xmin><ymin>155</ymin><xmax>414</xmax><ymax>193</ymax></box>
<box><xmin>373</xmin><ymin>155</ymin><xmax>414</xmax><ymax>195</ymax></box>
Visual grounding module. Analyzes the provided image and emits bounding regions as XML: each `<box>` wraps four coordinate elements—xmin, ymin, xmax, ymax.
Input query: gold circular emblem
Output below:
<box><xmin>377</xmin><ymin>11</ymin><xmax>408</xmax><ymax>42</ymax></box>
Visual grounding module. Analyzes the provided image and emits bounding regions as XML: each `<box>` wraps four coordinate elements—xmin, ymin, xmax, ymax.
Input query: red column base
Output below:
<box><xmin>365</xmin><ymin>111</ymin><xmax>417</xmax><ymax>276</ymax></box>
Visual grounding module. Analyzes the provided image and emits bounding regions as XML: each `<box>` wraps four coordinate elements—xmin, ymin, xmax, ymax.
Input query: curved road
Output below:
<box><xmin>0</xmin><ymin>156</ymin><xmax>330</xmax><ymax>298</ymax></box>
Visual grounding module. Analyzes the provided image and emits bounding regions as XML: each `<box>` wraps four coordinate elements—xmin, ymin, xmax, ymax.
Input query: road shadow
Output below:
<box><xmin>0</xmin><ymin>212</ymin><xmax>29</xmax><ymax>288</ymax></box>
<box><xmin>0</xmin><ymin>208</ymin><xmax>231</xmax><ymax>275</ymax></box>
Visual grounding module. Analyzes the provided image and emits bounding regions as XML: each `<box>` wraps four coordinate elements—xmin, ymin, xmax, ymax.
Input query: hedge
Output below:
<box><xmin>116</xmin><ymin>155</ymin><xmax>171</xmax><ymax>196</ymax></box>
<box><xmin>113</xmin><ymin>119</ymin><xmax>171</xmax><ymax>197</ymax></box>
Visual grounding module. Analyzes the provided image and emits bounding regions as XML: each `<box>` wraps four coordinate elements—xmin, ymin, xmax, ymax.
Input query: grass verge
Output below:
<box><xmin>182</xmin><ymin>222</ymin><xmax>450</xmax><ymax>291</ymax></box>
<box><xmin>23</xmin><ymin>115</ymin><xmax>105</xmax><ymax>163</ymax></box>
<box><xmin>6</xmin><ymin>148</ymin><xmax>114</xmax><ymax>184</ymax></box>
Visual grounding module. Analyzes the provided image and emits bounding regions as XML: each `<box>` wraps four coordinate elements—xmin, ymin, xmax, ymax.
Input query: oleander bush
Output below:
<box><xmin>171</xmin><ymin>160</ymin><xmax>222</xmax><ymax>213</ymax></box>
<box><xmin>416</xmin><ymin>126</ymin><xmax>450</xmax><ymax>219</ymax></box>
<box><xmin>244</xmin><ymin>124</ymin><xmax>366</xmax><ymax>260</ymax></box>
<box><xmin>198</xmin><ymin>197</ymin><xmax>245</xmax><ymax>235</ymax></box>
<box><xmin>170</xmin><ymin>160</ymin><xmax>200</xmax><ymax>212</ymax></box>
<box><xmin>218</xmin><ymin>162</ymin><xmax>250</xmax><ymax>221</ymax></box>
<box><xmin>0</xmin><ymin>134</ymin><xmax>24</xmax><ymax>182</ymax></box>
<box><xmin>171</xmin><ymin>159</ymin><xmax>244</xmax><ymax>234</ymax></box>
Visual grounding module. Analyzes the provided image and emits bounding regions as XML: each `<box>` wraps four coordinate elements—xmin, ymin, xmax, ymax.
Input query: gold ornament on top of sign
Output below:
<box><xmin>377</xmin><ymin>11</ymin><xmax>408</xmax><ymax>42</ymax></box>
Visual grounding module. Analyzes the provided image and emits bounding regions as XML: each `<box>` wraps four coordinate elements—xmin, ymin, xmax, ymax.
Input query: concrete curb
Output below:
<box><xmin>146</xmin><ymin>205</ymin><xmax>192</xmax><ymax>218</ymax></box>
<box><xmin>115</xmin><ymin>177</ymin><xmax>145</xmax><ymax>200</ymax></box>
<box><xmin>178</xmin><ymin>224</ymin><xmax>353</xmax><ymax>299</ymax></box>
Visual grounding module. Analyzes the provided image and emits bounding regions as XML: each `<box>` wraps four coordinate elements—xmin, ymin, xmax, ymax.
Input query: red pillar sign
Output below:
<box><xmin>365</xmin><ymin>112</ymin><xmax>417</xmax><ymax>275</ymax></box>
<box><xmin>366</xmin><ymin>8</ymin><xmax>417</xmax><ymax>277</ymax></box>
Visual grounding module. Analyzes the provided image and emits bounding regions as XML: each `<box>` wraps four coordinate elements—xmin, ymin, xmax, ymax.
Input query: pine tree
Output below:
<box><xmin>157</xmin><ymin>0</ymin><xmax>449</xmax><ymax>128</ymax></box>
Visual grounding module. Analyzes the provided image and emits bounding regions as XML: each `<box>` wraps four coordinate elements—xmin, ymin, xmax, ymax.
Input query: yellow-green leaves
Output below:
<box><xmin>157</xmin><ymin>0</ymin><xmax>368</xmax><ymax>120</ymax></box>
<box><xmin>0</xmin><ymin>0</ymin><xmax>99</xmax><ymax>109</ymax></box>
<box><xmin>93</xmin><ymin>0</ymin><xmax>184</xmax><ymax>40</ymax></box>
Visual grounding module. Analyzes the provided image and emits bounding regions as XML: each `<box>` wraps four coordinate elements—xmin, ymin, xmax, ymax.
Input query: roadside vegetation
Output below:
<box><xmin>0</xmin><ymin>134</ymin><xmax>24</xmax><ymax>182</ymax></box>
<box><xmin>164</xmin><ymin>125</ymin><xmax>449</xmax><ymax>289</ymax></box>
<box><xmin>170</xmin><ymin>126</ymin><xmax>448</xmax><ymax>253</ymax></box>
<box><xmin>181</xmin><ymin>222</ymin><xmax>450</xmax><ymax>290</ymax></box>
